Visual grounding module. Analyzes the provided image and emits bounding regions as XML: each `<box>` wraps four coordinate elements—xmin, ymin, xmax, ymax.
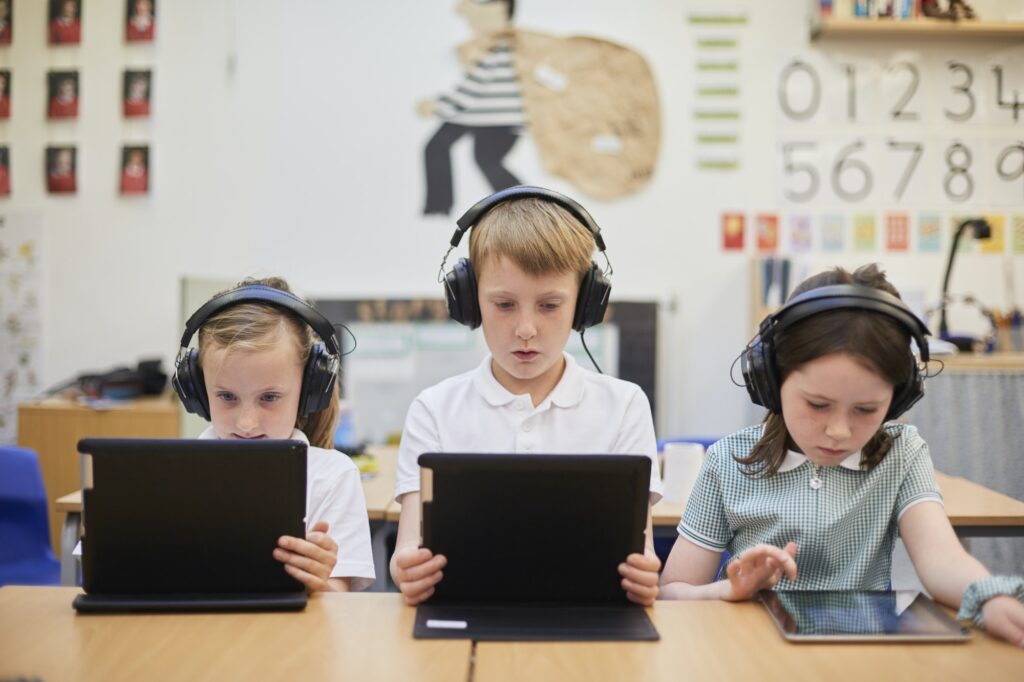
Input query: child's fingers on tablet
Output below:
<box><xmin>622</xmin><ymin>578</ymin><xmax>658</xmax><ymax>605</ymax></box>
<box><xmin>618</xmin><ymin>562</ymin><xmax>659</xmax><ymax>586</ymax></box>
<box><xmin>284</xmin><ymin>562</ymin><xmax>328</xmax><ymax>592</ymax></box>
<box><xmin>278</xmin><ymin>537</ymin><xmax>336</xmax><ymax>568</ymax></box>
<box><xmin>276</xmin><ymin>547</ymin><xmax>332</xmax><ymax>580</ymax></box>
<box><xmin>400</xmin><ymin>555</ymin><xmax>447</xmax><ymax>582</ymax></box>
<box><xmin>400</xmin><ymin>572</ymin><xmax>443</xmax><ymax>604</ymax></box>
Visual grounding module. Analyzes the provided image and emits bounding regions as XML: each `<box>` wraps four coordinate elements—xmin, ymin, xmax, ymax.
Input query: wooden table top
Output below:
<box><xmin>0</xmin><ymin>587</ymin><xmax>469</xmax><ymax>682</ymax></box>
<box><xmin>652</xmin><ymin>471</ymin><xmax>1024</xmax><ymax>528</ymax></box>
<box><xmin>474</xmin><ymin>599</ymin><xmax>1024</xmax><ymax>682</ymax></box>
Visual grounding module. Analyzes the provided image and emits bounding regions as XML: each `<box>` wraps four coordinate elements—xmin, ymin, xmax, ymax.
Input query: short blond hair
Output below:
<box><xmin>468</xmin><ymin>198</ymin><xmax>595</xmax><ymax>281</ymax></box>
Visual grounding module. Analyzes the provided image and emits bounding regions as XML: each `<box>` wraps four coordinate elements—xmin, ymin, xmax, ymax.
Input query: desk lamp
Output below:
<box><xmin>939</xmin><ymin>218</ymin><xmax>992</xmax><ymax>351</ymax></box>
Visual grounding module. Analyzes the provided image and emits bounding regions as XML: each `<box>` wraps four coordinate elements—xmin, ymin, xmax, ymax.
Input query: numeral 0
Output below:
<box><xmin>778</xmin><ymin>61</ymin><xmax>821</xmax><ymax>121</ymax></box>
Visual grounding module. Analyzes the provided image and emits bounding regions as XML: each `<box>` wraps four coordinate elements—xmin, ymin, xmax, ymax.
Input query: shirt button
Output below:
<box><xmin>522</xmin><ymin>422</ymin><xmax>532</xmax><ymax>432</ymax></box>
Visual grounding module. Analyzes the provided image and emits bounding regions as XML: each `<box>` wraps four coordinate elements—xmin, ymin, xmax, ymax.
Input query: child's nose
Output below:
<box><xmin>515</xmin><ymin>312</ymin><xmax>537</xmax><ymax>340</ymax></box>
<box><xmin>237</xmin><ymin>404</ymin><xmax>259</xmax><ymax>432</ymax></box>
<box><xmin>825</xmin><ymin>414</ymin><xmax>851</xmax><ymax>441</ymax></box>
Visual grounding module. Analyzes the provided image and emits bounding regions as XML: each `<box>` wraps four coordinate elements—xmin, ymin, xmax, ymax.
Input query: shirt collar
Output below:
<box><xmin>197</xmin><ymin>425</ymin><xmax>309</xmax><ymax>444</ymax></box>
<box><xmin>472</xmin><ymin>351</ymin><xmax>585</xmax><ymax>409</ymax></box>
<box><xmin>777</xmin><ymin>449</ymin><xmax>863</xmax><ymax>472</ymax></box>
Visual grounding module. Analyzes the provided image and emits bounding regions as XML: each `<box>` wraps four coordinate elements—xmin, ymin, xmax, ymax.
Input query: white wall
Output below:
<box><xmin>3</xmin><ymin>0</ymin><xmax>1023</xmax><ymax>441</ymax></box>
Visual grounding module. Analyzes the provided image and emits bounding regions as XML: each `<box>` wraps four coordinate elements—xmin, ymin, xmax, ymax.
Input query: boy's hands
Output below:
<box><xmin>723</xmin><ymin>542</ymin><xmax>798</xmax><ymax>602</ymax></box>
<box><xmin>980</xmin><ymin>595</ymin><xmax>1024</xmax><ymax>648</ymax></box>
<box><xmin>392</xmin><ymin>546</ymin><xmax>447</xmax><ymax>605</ymax></box>
<box><xmin>619</xmin><ymin>550</ymin><xmax>661</xmax><ymax>605</ymax></box>
<box><xmin>274</xmin><ymin>521</ymin><xmax>338</xmax><ymax>593</ymax></box>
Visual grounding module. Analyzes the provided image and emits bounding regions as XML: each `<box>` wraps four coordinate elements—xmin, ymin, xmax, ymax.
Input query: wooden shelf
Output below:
<box><xmin>811</xmin><ymin>17</ymin><xmax>1024</xmax><ymax>40</ymax></box>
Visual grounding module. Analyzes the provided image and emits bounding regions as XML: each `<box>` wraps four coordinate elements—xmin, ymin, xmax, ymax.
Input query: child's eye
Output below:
<box><xmin>541</xmin><ymin>302</ymin><xmax>561</xmax><ymax>311</ymax></box>
<box><xmin>856</xmin><ymin>406</ymin><xmax>879</xmax><ymax>415</ymax></box>
<box><xmin>216</xmin><ymin>392</ymin><xmax>236</xmax><ymax>402</ymax></box>
<box><xmin>494</xmin><ymin>301</ymin><xmax>514</xmax><ymax>310</ymax></box>
<box><xmin>807</xmin><ymin>401</ymin><xmax>829</xmax><ymax>411</ymax></box>
<box><xmin>261</xmin><ymin>393</ymin><xmax>281</xmax><ymax>403</ymax></box>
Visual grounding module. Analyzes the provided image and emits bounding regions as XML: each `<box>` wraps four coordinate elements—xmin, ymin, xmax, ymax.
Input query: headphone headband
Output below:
<box><xmin>450</xmin><ymin>185</ymin><xmax>607</xmax><ymax>252</ymax></box>
<box><xmin>761</xmin><ymin>284</ymin><xmax>931</xmax><ymax>362</ymax></box>
<box><xmin>180</xmin><ymin>284</ymin><xmax>340</xmax><ymax>356</ymax></box>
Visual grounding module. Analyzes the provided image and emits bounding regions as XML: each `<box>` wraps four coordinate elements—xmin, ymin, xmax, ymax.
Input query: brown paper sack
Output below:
<box><xmin>515</xmin><ymin>30</ymin><xmax>661</xmax><ymax>199</ymax></box>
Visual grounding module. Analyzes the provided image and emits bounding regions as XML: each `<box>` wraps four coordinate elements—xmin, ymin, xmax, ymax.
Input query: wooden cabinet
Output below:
<box><xmin>16</xmin><ymin>396</ymin><xmax>180</xmax><ymax>556</ymax></box>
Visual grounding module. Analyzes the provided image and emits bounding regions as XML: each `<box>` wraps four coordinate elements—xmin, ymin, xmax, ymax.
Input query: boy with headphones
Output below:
<box><xmin>173</xmin><ymin>277</ymin><xmax>375</xmax><ymax>592</ymax></box>
<box><xmin>390</xmin><ymin>186</ymin><xmax>664</xmax><ymax>606</ymax></box>
<box><xmin>659</xmin><ymin>264</ymin><xmax>1024</xmax><ymax>648</ymax></box>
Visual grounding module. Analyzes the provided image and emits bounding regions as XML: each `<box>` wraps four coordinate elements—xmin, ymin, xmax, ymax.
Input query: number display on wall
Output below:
<box><xmin>776</xmin><ymin>51</ymin><xmax>1023</xmax><ymax>207</ymax></box>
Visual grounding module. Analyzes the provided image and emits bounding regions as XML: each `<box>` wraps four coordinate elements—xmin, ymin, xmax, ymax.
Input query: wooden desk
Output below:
<box><xmin>17</xmin><ymin>396</ymin><xmax>181</xmax><ymax>557</ymax></box>
<box><xmin>652</xmin><ymin>471</ymin><xmax>1024</xmax><ymax>537</ymax></box>
<box><xmin>474</xmin><ymin>600</ymin><xmax>1023</xmax><ymax>682</ymax></box>
<box><xmin>934</xmin><ymin>352</ymin><xmax>1024</xmax><ymax>372</ymax></box>
<box><xmin>0</xmin><ymin>587</ymin><xmax>468</xmax><ymax>682</ymax></box>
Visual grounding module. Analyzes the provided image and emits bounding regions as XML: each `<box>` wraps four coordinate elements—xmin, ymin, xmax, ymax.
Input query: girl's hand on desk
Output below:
<box><xmin>392</xmin><ymin>546</ymin><xmax>447</xmax><ymax>605</ymax></box>
<box><xmin>274</xmin><ymin>521</ymin><xmax>339</xmax><ymax>593</ymax></box>
<box><xmin>723</xmin><ymin>542</ymin><xmax>798</xmax><ymax>602</ymax></box>
<box><xmin>981</xmin><ymin>596</ymin><xmax>1024</xmax><ymax>648</ymax></box>
<box><xmin>619</xmin><ymin>551</ymin><xmax>661</xmax><ymax>606</ymax></box>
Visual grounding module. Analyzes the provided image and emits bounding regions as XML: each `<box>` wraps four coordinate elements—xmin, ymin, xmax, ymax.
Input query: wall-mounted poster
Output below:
<box><xmin>125</xmin><ymin>0</ymin><xmax>154</xmax><ymax>42</ymax></box>
<box><xmin>47</xmin><ymin>70</ymin><xmax>78</xmax><ymax>119</ymax></box>
<box><xmin>0</xmin><ymin>69</ymin><xmax>9</xmax><ymax>119</ymax></box>
<box><xmin>0</xmin><ymin>0</ymin><xmax>12</xmax><ymax>44</ymax></box>
<box><xmin>0</xmin><ymin>146</ymin><xmax>9</xmax><ymax>196</ymax></box>
<box><xmin>123</xmin><ymin>69</ymin><xmax>150</xmax><ymax>118</ymax></box>
<box><xmin>119</xmin><ymin>145</ymin><xmax>148</xmax><ymax>194</ymax></box>
<box><xmin>48</xmin><ymin>0</ymin><xmax>80</xmax><ymax>45</ymax></box>
<box><xmin>46</xmin><ymin>146</ymin><xmax>76</xmax><ymax>194</ymax></box>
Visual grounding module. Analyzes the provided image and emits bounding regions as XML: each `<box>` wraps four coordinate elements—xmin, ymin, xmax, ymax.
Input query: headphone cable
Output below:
<box><xmin>580</xmin><ymin>329</ymin><xmax>603</xmax><ymax>374</ymax></box>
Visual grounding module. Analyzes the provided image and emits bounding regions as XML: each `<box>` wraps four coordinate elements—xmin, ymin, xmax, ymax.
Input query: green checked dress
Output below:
<box><xmin>677</xmin><ymin>423</ymin><xmax>943</xmax><ymax>590</ymax></box>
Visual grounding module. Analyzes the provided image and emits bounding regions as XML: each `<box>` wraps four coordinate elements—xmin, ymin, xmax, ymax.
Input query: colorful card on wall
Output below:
<box><xmin>45</xmin><ymin>145</ymin><xmax>76</xmax><ymax>194</ymax></box>
<box><xmin>120</xmin><ymin>145</ymin><xmax>149</xmax><ymax>194</ymax></box>
<box><xmin>722</xmin><ymin>212</ymin><xmax>745</xmax><ymax>250</ymax></box>
<box><xmin>123</xmin><ymin>69</ymin><xmax>151</xmax><ymax>118</ymax></box>
<box><xmin>125</xmin><ymin>0</ymin><xmax>155</xmax><ymax>42</ymax></box>
<box><xmin>0</xmin><ymin>0</ymin><xmax>12</xmax><ymax>44</ymax></box>
<box><xmin>0</xmin><ymin>69</ymin><xmax>9</xmax><ymax>119</ymax></box>
<box><xmin>49</xmin><ymin>0</ymin><xmax>81</xmax><ymax>45</ymax></box>
<box><xmin>1013</xmin><ymin>215</ymin><xmax>1024</xmax><ymax>254</ymax></box>
<box><xmin>821</xmin><ymin>214</ymin><xmax>844</xmax><ymax>253</ymax></box>
<box><xmin>789</xmin><ymin>214</ymin><xmax>811</xmax><ymax>253</ymax></box>
<box><xmin>755</xmin><ymin>214</ymin><xmax>778</xmax><ymax>252</ymax></box>
<box><xmin>918</xmin><ymin>214</ymin><xmax>941</xmax><ymax>252</ymax></box>
<box><xmin>47</xmin><ymin>70</ymin><xmax>78</xmax><ymax>120</ymax></box>
<box><xmin>853</xmin><ymin>214</ymin><xmax>875</xmax><ymax>252</ymax></box>
<box><xmin>0</xmin><ymin>146</ymin><xmax>9</xmax><ymax>196</ymax></box>
<box><xmin>980</xmin><ymin>215</ymin><xmax>1005</xmax><ymax>254</ymax></box>
<box><xmin>885</xmin><ymin>213</ymin><xmax>909</xmax><ymax>251</ymax></box>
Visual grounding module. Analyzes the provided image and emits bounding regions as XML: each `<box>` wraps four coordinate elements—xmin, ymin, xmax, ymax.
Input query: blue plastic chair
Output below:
<box><xmin>0</xmin><ymin>446</ymin><xmax>61</xmax><ymax>586</ymax></box>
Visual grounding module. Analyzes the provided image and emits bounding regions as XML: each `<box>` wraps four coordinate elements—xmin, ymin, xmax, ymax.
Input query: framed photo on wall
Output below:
<box><xmin>47</xmin><ymin>70</ymin><xmax>78</xmax><ymax>119</ymax></box>
<box><xmin>49</xmin><ymin>0</ymin><xmax>81</xmax><ymax>45</ymax></box>
<box><xmin>0</xmin><ymin>0</ymin><xmax>12</xmax><ymax>44</ymax></box>
<box><xmin>0</xmin><ymin>69</ymin><xmax>9</xmax><ymax>119</ymax></box>
<box><xmin>119</xmin><ymin>145</ymin><xmax>148</xmax><ymax>194</ymax></box>
<box><xmin>46</xmin><ymin>145</ymin><xmax>76</xmax><ymax>194</ymax></box>
<box><xmin>125</xmin><ymin>0</ymin><xmax>154</xmax><ymax>42</ymax></box>
<box><xmin>0</xmin><ymin>146</ymin><xmax>10</xmax><ymax>196</ymax></box>
<box><xmin>122</xmin><ymin>69</ymin><xmax>150</xmax><ymax>118</ymax></box>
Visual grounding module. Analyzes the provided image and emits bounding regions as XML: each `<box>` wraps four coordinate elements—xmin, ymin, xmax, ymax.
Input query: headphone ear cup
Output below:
<box><xmin>173</xmin><ymin>348</ymin><xmax>210</xmax><ymax>420</ymax></box>
<box><xmin>573</xmin><ymin>263</ymin><xmax>610</xmax><ymax>333</ymax></box>
<box><xmin>445</xmin><ymin>258</ymin><xmax>481</xmax><ymax>329</ymax></box>
<box><xmin>740</xmin><ymin>339</ymin><xmax>782</xmax><ymax>414</ymax></box>
<box><xmin>885</xmin><ymin>359</ymin><xmax>924</xmax><ymax>420</ymax></box>
<box><xmin>298</xmin><ymin>343</ymin><xmax>339</xmax><ymax>418</ymax></box>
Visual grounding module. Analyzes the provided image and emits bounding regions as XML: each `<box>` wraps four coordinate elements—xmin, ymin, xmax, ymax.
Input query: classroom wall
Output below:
<box><xmin>3</xmin><ymin>0</ymin><xmax>1024</xmax><ymax>441</ymax></box>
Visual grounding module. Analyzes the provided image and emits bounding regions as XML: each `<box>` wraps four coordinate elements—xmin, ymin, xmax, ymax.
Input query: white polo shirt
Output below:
<box><xmin>395</xmin><ymin>352</ymin><xmax>663</xmax><ymax>502</ymax></box>
<box><xmin>199</xmin><ymin>426</ymin><xmax>375</xmax><ymax>590</ymax></box>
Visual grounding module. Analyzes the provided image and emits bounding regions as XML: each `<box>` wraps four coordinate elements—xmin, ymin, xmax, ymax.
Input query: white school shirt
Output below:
<box><xmin>199</xmin><ymin>427</ymin><xmax>375</xmax><ymax>590</ymax></box>
<box><xmin>395</xmin><ymin>352</ymin><xmax>663</xmax><ymax>502</ymax></box>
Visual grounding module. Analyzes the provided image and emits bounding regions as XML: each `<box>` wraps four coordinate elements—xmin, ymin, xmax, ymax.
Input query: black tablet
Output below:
<box><xmin>73</xmin><ymin>438</ymin><xmax>308</xmax><ymax>613</ymax></box>
<box><xmin>759</xmin><ymin>590</ymin><xmax>972</xmax><ymax>642</ymax></box>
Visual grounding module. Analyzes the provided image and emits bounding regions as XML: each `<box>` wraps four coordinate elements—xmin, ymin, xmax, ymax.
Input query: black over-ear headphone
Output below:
<box><xmin>440</xmin><ymin>185</ymin><xmax>612</xmax><ymax>332</ymax></box>
<box><xmin>740</xmin><ymin>284</ymin><xmax>931</xmax><ymax>421</ymax></box>
<box><xmin>172</xmin><ymin>284</ymin><xmax>341</xmax><ymax>421</ymax></box>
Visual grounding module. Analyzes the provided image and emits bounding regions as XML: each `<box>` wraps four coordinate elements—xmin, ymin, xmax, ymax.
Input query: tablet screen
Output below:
<box><xmin>759</xmin><ymin>591</ymin><xmax>971</xmax><ymax>642</ymax></box>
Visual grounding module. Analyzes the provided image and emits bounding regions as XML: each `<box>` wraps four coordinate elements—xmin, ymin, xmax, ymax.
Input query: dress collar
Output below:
<box><xmin>777</xmin><ymin>449</ymin><xmax>862</xmax><ymax>472</ymax></box>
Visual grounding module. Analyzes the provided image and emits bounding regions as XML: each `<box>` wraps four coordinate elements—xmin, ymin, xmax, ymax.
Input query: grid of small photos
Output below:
<box><xmin>0</xmin><ymin>0</ymin><xmax>155</xmax><ymax>198</ymax></box>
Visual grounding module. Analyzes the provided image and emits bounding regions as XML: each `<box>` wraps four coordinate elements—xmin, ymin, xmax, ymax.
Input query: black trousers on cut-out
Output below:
<box><xmin>423</xmin><ymin>123</ymin><xmax>521</xmax><ymax>216</ymax></box>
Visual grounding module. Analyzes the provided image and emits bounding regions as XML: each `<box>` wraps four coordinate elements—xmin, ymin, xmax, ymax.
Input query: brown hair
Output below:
<box><xmin>197</xmin><ymin>276</ymin><xmax>339</xmax><ymax>449</ymax></box>
<box><xmin>737</xmin><ymin>263</ymin><xmax>914</xmax><ymax>476</ymax></box>
<box><xmin>468</xmin><ymin>197</ymin><xmax>595</xmax><ymax>283</ymax></box>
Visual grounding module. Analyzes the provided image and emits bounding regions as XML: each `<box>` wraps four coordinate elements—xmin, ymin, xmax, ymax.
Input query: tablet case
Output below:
<box><xmin>414</xmin><ymin>453</ymin><xmax>659</xmax><ymax>641</ymax></box>
<box><xmin>72</xmin><ymin>438</ymin><xmax>308</xmax><ymax>613</ymax></box>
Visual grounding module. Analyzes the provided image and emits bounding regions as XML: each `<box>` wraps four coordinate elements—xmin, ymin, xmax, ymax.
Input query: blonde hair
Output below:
<box><xmin>468</xmin><ymin>197</ymin><xmax>595</xmax><ymax>282</ymax></box>
<box><xmin>197</xmin><ymin>276</ymin><xmax>340</xmax><ymax>449</ymax></box>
